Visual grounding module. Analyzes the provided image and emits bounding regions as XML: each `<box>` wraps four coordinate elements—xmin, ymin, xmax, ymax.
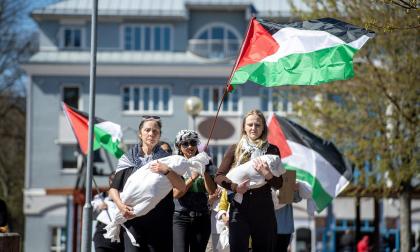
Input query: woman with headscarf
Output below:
<box><xmin>215</xmin><ymin>110</ymin><xmax>283</xmax><ymax>252</ymax></box>
<box><xmin>172</xmin><ymin>130</ymin><xmax>217</xmax><ymax>252</ymax></box>
<box><xmin>109</xmin><ymin>116</ymin><xmax>185</xmax><ymax>252</ymax></box>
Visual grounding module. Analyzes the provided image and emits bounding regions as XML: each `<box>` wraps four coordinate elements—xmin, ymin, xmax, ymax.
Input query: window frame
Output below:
<box><xmin>50</xmin><ymin>226</ymin><xmax>66</xmax><ymax>252</ymax></box>
<box><xmin>60</xmin><ymin>144</ymin><xmax>79</xmax><ymax>173</ymax></box>
<box><xmin>120</xmin><ymin>24</ymin><xmax>174</xmax><ymax>51</ymax></box>
<box><xmin>208</xmin><ymin>145</ymin><xmax>230</xmax><ymax>168</ymax></box>
<box><xmin>59</xmin><ymin>26</ymin><xmax>86</xmax><ymax>49</ymax></box>
<box><xmin>121</xmin><ymin>84</ymin><xmax>173</xmax><ymax>115</ymax></box>
<box><xmin>61</xmin><ymin>84</ymin><xmax>82</xmax><ymax>110</ymax></box>
<box><xmin>190</xmin><ymin>22</ymin><xmax>242</xmax><ymax>59</ymax></box>
<box><xmin>260</xmin><ymin>88</ymin><xmax>294</xmax><ymax>116</ymax></box>
<box><xmin>191</xmin><ymin>85</ymin><xmax>242</xmax><ymax>116</ymax></box>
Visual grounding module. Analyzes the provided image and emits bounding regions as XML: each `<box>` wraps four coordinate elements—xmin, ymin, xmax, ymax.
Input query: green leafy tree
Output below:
<box><xmin>288</xmin><ymin>0</ymin><xmax>419</xmax><ymax>251</ymax></box>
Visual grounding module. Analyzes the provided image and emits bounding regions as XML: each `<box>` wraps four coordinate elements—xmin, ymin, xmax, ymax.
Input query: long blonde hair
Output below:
<box><xmin>234</xmin><ymin>110</ymin><xmax>268</xmax><ymax>166</ymax></box>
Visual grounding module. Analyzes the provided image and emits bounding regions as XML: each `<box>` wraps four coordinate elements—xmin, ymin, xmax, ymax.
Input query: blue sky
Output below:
<box><xmin>11</xmin><ymin>0</ymin><xmax>59</xmax><ymax>35</ymax></box>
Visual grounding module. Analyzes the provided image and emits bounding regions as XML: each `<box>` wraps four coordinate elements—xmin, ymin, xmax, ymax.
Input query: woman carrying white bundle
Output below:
<box><xmin>108</xmin><ymin>116</ymin><xmax>185</xmax><ymax>252</ymax></box>
<box><xmin>215</xmin><ymin>110</ymin><xmax>283</xmax><ymax>252</ymax></box>
<box><xmin>104</xmin><ymin>152</ymin><xmax>210</xmax><ymax>246</ymax></box>
<box><xmin>172</xmin><ymin>130</ymin><xmax>217</xmax><ymax>252</ymax></box>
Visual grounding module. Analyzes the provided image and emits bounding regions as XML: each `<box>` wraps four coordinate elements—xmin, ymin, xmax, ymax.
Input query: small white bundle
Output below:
<box><xmin>104</xmin><ymin>152</ymin><xmax>210</xmax><ymax>246</ymax></box>
<box><xmin>226</xmin><ymin>155</ymin><xmax>285</xmax><ymax>203</ymax></box>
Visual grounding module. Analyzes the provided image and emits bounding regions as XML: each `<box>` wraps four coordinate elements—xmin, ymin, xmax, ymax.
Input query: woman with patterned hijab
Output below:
<box><xmin>215</xmin><ymin>110</ymin><xmax>283</xmax><ymax>252</ymax></box>
<box><xmin>109</xmin><ymin>116</ymin><xmax>185</xmax><ymax>252</ymax></box>
<box><xmin>172</xmin><ymin>130</ymin><xmax>217</xmax><ymax>252</ymax></box>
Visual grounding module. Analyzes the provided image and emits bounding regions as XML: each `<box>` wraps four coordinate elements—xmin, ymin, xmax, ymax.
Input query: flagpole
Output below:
<box><xmin>81</xmin><ymin>0</ymin><xmax>98</xmax><ymax>251</ymax></box>
<box><xmin>205</xmin><ymin>16</ymin><xmax>255</xmax><ymax>149</ymax></box>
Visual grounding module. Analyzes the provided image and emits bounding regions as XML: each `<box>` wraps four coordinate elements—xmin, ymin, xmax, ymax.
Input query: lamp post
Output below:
<box><xmin>184</xmin><ymin>96</ymin><xmax>203</xmax><ymax>131</ymax></box>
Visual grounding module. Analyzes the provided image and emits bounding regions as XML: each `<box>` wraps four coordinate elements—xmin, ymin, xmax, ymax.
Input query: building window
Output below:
<box><xmin>123</xmin><ymin>25</ymin><xmax>172</xmax><ymax>51</ymax></box>
<box><xmin>62</xmin><ymin>27</ymin><xmax>83</xmax><ymax>49</ymax></box>
<box><xmin>192</xmin><ymin>86</ymin><xmax>240</xmax><ymax>114</ymax></box>
<box><xmin>260</xmin><ymin>89</ymin><xmax>294</xmax><ymax>114</ymax></box>
<box><xmin>189</xmin><ymin>23</ymin><xmax>241</xmax><ymax>59</ymax></box>
<box><xmin>62</xmin><ymin>86</ymin><xmax>80</xmax><ymax>109</ymax></box>
<box><xmin>50</xmin><ymin>226</ymin><xmax>66</xmax><ymax>252</ymax></box>
<box><xmin>122</xmin><ymin>85</ymin><xmax>172</xmax><ymax>114</ymax></box>
<box><xmin>61</xmin><ymin>145</ymin><xmax>78</xmax><ymax>170</ymax></box>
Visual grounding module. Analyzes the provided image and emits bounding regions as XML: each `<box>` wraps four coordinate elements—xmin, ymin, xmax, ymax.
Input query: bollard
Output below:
<box><xmin>0</xmin><ymin>233</ymin><xmax>20</xmax><ymax>252</ymax></box>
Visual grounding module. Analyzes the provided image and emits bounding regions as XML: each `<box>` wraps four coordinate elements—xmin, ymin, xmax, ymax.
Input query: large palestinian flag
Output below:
<box><xmin>62</xmin><ymin>103</ymin><xmax>124</xmax><ymax>158</ymax></box>
<box><xmin>267</xmin><ymin>114</ymin><xmax>352</xmax><ymax>213</ymax></box>
<box><xmin>229</xmin><ymin>17</ymin><xmax>375</xmax><ymax>91</ymax></box>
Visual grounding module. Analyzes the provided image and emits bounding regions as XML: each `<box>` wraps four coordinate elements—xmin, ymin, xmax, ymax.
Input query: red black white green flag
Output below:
<box><xmin>62</xmin><ymin>103</ymin><xmax>124</xmax><ymax>158</ymax></box>
<box><xmin>228</xmin><ymin>17</ymin><xmax>375</xmax><ymax>91</ymax></box>
<box><xmin>267</xmin><ymin>114</ymin><xmax>352</xmax><ymax>213</ymax></box>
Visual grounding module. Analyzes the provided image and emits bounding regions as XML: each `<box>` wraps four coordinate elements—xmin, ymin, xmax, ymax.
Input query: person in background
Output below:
<box><xmin>109</xmin><ymin>116</ymin><xmax>185</xmax><ymax>252</ymax></box>
<box><xmin>172</xmin><ymin>130</ymin><xmax>217</xmax><ymax>252</ymax></box>
<box><xmin>0</xmin><ymin>198</ymin><xmax>8</xmax><ymax>233</ymax></box>
<box><xmin>275</xmin><ymin>183</ymin><xmax>302</xmax><ymax>252</ymax></box>
<box><xmin>215</xmin><ymin>110</ymin><xmax>283</xmax><ymax>252</ymax></box>
<box><xmin>160</xmin><ymin>141</ymin><xmax>173</xmax><ymax>154</ymax></box>
<box><xmin>357</xmin><ymin>235</ymin><xmax>370</xmax><ymax>252</ymax></box>
<box><xmin>92</xmin><ymin>172</ymin><xmax>124</xmax><ymax>252</ymax></box>
<box><xmin>208</xmin><ymin>187</ymin><xmax>223</xmax><ymax>251</ymax></box>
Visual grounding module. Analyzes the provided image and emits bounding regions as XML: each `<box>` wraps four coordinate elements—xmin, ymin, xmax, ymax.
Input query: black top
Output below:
<box><xmin>111</xmin><ymin>144</ymin><xmax>174</xmax><ymax>222</ymax></box>
<box><xmin>175</xmin><ymin>163</ymin><xmax>213</xmax><ymax>213</ymax></box>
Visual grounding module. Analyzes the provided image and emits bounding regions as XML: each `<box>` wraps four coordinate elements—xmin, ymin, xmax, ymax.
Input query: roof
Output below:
<box><xmin>26</xmin><ymin>51</ymin><xmax>231</xmax><ymax>65</ymax></box>
<box><xmin>32</xmin><ymin>0</ymin><xmax>307</xmax><ymax>18</ymax></box>
<box><xmin>32</xmin><ymin>0</ymin><xmax>187</xmax><ymax>17</ymax></box>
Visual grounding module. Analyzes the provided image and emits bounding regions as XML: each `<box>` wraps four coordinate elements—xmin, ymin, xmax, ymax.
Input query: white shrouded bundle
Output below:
<box><xmin>226</xmin><ymin>155</ymin><xmax>286</xmax><ymax>203</ymax></box>
<box><xmin>104</xmin><ymin>152</ymin><xmax>210</xmax><ymax>246</ymax></box>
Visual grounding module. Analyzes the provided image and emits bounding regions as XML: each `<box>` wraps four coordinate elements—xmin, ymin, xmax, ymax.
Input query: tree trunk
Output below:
<box><xmin>400</xmin><ymin>189</ymin><xmax>411</xmax><ymax>252</ymax></box>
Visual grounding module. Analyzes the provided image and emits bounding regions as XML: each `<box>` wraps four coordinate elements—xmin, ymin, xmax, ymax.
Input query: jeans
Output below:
<box><xmin>173</xmin><ymin>210</ymin><xmax>211</xmax><ymax>252</ymax></box>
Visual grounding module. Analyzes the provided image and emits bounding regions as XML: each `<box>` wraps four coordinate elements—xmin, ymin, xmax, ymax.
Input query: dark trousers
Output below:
<box><xmin>228</xmin><ymin>185</ymin><xmax>277</xmax><ymax>252</ymax></box>
<box><xmin>173</xmin><ymin>211</ymin><xmax>211</xmax><ymax>252</ymax></box>
<box><xmin>93</xmin><ymin>222</ymin><xmax>124</xmax><ymax>252</ymax></box>
<box><xmin>275</xmin><ymin>234</ymin><xmax>292</xmax><ymax>252</ymax></box>
<box><xmin>123</xmin><ymin>193</ymin><xmax>174</xmax><ymax>252</ymax></box>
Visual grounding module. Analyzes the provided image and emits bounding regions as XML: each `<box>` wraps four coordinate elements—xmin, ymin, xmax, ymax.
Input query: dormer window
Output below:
<box><xmin>189</xmin><ymin>23</ymin><xmax>241</xmax><ymax>59</ymax></box>
<box><xmin>61</xmin><ymin>26</ymin><xmax>84</xmax><ymax>49</ymax></box>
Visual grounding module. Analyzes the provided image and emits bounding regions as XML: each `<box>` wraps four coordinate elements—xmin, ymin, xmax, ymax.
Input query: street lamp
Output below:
<box><xmin>184</xmin><ymin>96</ymin><xmax>203</xmax><ymax>131</ymax></box>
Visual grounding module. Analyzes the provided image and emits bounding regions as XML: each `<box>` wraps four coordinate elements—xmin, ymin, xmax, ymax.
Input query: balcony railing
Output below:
<box><xmin>188</xmin><ymin>39</ymin><xmax>239</xmax><ymax>59</ymax></box>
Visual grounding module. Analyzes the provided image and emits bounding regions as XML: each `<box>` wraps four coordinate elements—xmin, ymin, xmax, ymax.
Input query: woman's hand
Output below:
<box><xmin>236</xmin><ymin>179</ymin><xmax>249</xmax><ymax>194</ymax></box>
<box><xmin>254</xmin><ymin>158</ymin><xmax>273</xmax><ymax>180</ymax></box>
<box><xmin>190</xmin><ymin>171</ymin><xmax>199</xmax><ymax>181</ymax></box>
<box><xmin>116</xmin><ymin>202</ymin><xmax>135</xmax><ymax>219</ymax></box>
<box><xmin>221</xmin><ymin>213</ymin><xmax>229</xmax><ymax>224</ymax></box>
<box><xmin>208</xmin><ymin>187</ymin><xmax>222</xmax><ymax>205</ymax></box>
<box><xmin>98</xmin><ymin>202</ymin><xmax>108</xmax><ymax>210</ymax></box>
<box><xmin>150</xmin><ymin>160</ymin><xmax>170</xmax><ymax>175</ymax></box>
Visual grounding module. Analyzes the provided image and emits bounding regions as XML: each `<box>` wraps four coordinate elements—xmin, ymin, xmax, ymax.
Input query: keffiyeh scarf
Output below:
<box><xmin>116</xmin><ymin>143</ymin><xmax>169</xmax><ymax>172</ymax></box>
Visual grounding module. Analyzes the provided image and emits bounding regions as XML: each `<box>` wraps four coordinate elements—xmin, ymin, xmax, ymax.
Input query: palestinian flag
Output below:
<box><xmin>267</xmin><ymin>114</ymin><xmax>352</xmax><ymax>212</ymax></box>
<box><xmin>229</xmin><ymin>17</ymin><xmax>375</xmax><ymax>91</ymax></box>
<box><xmin>62</xmin><ymin>103</ymin><xmax>124</xmax><ymax>158</ymax></box>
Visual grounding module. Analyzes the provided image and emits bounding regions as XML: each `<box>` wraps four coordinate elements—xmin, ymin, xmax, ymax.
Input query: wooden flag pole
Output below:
<box><xmin>204</xmin><ymin>16</ymin><xmax>255</xmax><ymax>149</ymax></box>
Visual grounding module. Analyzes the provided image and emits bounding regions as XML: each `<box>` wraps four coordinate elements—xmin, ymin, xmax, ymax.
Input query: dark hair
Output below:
<box><xmin>137</xmin><ymin>118</ymin><xmax>163</xmax><ymax>145</ymax></box>
<box><xmin>138</xmin><ymin>118</ymin><xmax>162</xmax><ymax>132</ymax></box>
<box><xmin>159</xmin><ymin>141</ymin><xmax>173</xmax><ymax>154</ymax></box>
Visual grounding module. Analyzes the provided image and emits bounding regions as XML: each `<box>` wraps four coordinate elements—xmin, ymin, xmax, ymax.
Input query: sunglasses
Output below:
<box><xmin>142</xmin><ymin>115</ymin><xmax>161</xmax><ymax>121</ymax></box>
<box><xmin>180</xmin><ymin>140</ymin><xmax>198</xmax><ymax>148</ymax></box>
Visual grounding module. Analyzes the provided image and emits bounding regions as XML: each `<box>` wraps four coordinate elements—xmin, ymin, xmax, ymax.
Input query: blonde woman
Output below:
<box><xmin>215</xmin><ymin>110</ymin><xmax>283</xmax><ymax>252</ymax></box>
